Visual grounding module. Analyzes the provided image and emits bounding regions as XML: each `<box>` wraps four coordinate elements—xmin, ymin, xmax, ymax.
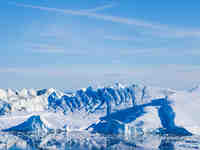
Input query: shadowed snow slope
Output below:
<box><xmin>2</xmin><ymin>115</ymin><xmax>51</xmax><ymax>134</ymax></box>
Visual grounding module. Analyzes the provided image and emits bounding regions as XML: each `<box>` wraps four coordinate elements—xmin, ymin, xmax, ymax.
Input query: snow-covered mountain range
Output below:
<box><xmin>0</xmin><ymin>83</ymin><xmax>200</xmax><ymax>138</ymax></box>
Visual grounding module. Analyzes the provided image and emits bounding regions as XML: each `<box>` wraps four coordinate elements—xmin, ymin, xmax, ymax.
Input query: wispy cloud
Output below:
<box><xmin>102</xmin><ymin>46</ymin><xmax>200</xmax><ymax>57</ymax></box>
<box><xmin>26</xmin><ymin>44</ymin><xmax>89</xmax><ymax>56</ymax></box>
<box><xmin>104</xmin><ymin>35</ymin><xmax>139</xmax><ymax>41</ymax></box>
<box><xmin>79</xmin><ymin>3</ymin><xmax>115</xmax><ymax>13</ymax></box>
<box><xmin>27</xmin><ymin>42</ymin><xmax>200</xmax><ymax>57</ymax></box>
<box><xmin>11</xmin><ymin>3</ymin><xmax>167</xmax><ymax>29</ymax></box>
<box><xmin>1</xmin><ymin>64</ymin><xmax>200</xmax><ymax>89</ymax></box>
<box><xmin>141</xmin><ymin>29</ymin><xmax>200</xmax><ymax>38</ymax></box>
<box><xmin>29</xmin><ymin>44</ymin><xmax>66</xmax><ymax>53</ymax></box>
<box><xmin>11</xmin><ymin>3</ymin><xmax>200</xmax><ymax>39</ymax></box>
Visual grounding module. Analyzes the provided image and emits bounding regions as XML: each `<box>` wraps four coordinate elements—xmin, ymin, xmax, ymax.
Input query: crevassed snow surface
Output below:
<box><xmin>0</xmin><ymin>83</ymin><xmax>200</xmax><ymax>149</ymax></box>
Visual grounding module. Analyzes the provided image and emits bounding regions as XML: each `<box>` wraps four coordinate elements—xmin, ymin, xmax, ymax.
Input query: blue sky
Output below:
<box><xmin>1</xmin><ymin>0</ymin><xmax>200</xmax><ymax>90</ymax></box>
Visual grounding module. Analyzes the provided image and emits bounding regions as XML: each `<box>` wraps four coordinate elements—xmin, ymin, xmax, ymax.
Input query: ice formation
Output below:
<box><xmin>0</xmin><ymin>83</ymin><xmax>199</xmax><ymax>137</ymax></box>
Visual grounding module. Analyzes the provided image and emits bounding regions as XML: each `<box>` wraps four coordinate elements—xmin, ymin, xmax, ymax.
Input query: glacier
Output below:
<box><xmin>0</xmin><ymin>83</ymin><xmax>200</xmax><ymax>149</ymax></box>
